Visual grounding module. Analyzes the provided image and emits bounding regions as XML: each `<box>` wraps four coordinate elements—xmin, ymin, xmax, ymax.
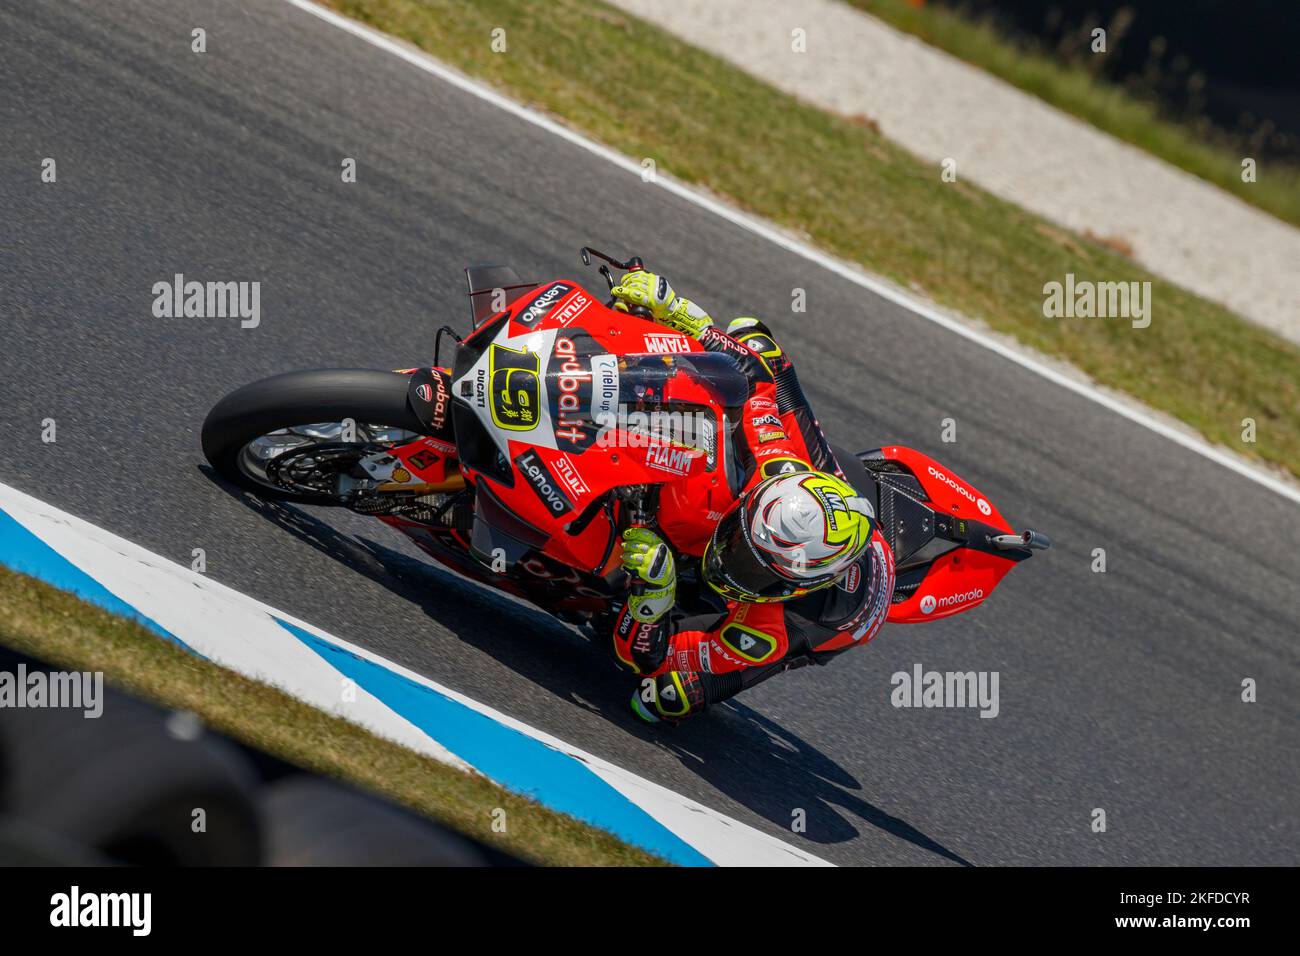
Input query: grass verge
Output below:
<box><xmin>850</xmin><ymin>0</ymin><xmax>1300</xmax><ymax>228</ymax></box>
<box><xmin>0</xmin><ymin>566</ymin><xmax>664</xmax><ymax>866</ymax></box>
<box><xmin>318</xmin><ymin>0</ymin><xmax>1300</xmax><ymax>480</ymax></box>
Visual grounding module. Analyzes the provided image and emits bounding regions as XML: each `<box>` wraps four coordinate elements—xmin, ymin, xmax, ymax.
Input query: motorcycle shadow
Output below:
<box><xmin>200</xmin><ymin>468</ymin><xmax>612</xmax><ymax>696</ymax></box>
<box><xmin>202</xmin><ymin>468</ymin><xmax>970</xmax><ymax>863</ymax></box>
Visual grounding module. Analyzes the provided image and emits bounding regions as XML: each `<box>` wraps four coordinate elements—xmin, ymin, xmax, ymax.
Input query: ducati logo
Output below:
<box><xmin>839</xmin><ymin>563</ymin><xmax>861</xmax><ymax>593</ymax></box>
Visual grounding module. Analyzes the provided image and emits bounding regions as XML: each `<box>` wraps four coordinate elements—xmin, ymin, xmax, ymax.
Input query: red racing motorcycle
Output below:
<box><xmin>202</xmin><ymin>248</ymin><xmax>1048</xmax><ymax>629</ymax></box>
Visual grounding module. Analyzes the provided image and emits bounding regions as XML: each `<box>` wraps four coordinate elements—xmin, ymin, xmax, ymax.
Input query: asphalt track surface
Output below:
<box><xmin>2</xmin><ymin>0</ymin><xmax>1297</xmax><ymax>866</ymax></box>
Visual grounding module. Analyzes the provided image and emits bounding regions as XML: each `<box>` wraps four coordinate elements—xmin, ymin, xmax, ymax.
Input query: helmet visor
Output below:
<box><xmin>703</xmin><ymin>499</ymin><xmax>836</xmax><ymax>601</ymax></box>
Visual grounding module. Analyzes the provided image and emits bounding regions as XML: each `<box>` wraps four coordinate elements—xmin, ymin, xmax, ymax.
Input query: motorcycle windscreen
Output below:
<box><xmin>464</xmin><ymin>264</ymin><xmax>533</xmax><ymax>327</ymax></box>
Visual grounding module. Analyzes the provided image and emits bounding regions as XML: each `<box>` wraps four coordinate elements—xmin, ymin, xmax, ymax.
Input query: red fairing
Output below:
<box><xmin>391</xmin><ymin>436</ymin><xmax>456</xmax><ymax>484</ymax></box>
<box><xmin>879</xmin><ymin>445</ymin><xmax>1012</xmax><ymax>531</ymax></box>
<box><xmin>887</xmin><ymin>548</ymin><xmax>1015</xmax><ymax>622</ymax></box>
<box><xmin>879</xmin><ymin>445</ymin><xmax>1018</xmax><ymax>624</ymax></box>
<box><xmin>449</xmin><ymin>281</ymin><xmax>744</xmax><ymax>573</ymax></box>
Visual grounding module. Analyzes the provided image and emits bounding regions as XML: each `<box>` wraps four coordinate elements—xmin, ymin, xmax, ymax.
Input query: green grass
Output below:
<box><xmin>0</xmin><ymin>566</ymin><xmax>665</xmax><ymax>866</ymax></box>
<box><xmin>850</xmin><ymin>0</ymin><xmax>1300</xmax><ymax>228</ymax></box>
<box><xmin>319</xmin><ymin>0</ymin><xmax>1300</xmax><ymax>479</ymax></box>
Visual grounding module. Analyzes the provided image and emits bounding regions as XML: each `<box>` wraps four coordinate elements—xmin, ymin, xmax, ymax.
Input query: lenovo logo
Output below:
<box><xmin>514</xmin><ymin>450</ymin><xmax>574</xmax><ymax>516</ymax></box>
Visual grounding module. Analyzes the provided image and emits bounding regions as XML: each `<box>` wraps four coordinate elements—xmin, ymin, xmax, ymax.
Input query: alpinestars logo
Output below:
<box><xmin>514</xmin><ymin>450</ymin><xmax>574</xmax><ymax>517</ymax></box>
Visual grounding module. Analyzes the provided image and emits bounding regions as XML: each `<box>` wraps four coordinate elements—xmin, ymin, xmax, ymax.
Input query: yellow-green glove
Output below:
<box><xmin>610</xmin><ymin>271</ymin><xmax>713</xmax><ymax>339</ymax></box>
<box><xmin>621</xmin><ymin>527</ymin><xmax>676</xmax><ymax>622</ymax></box>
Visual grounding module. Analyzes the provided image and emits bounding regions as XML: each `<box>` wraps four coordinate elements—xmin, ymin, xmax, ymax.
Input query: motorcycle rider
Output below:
<box><xmin>605</xmin><ymin>271</ymin><xmax>896</xmax><ymax>723</ymax></box>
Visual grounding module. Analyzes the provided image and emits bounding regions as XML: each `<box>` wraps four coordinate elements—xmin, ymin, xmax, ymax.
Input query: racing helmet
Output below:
<box><xmin>703</xmin><ymin>471</ymin><xmax>875</xmax><ymax>603</ymax></box>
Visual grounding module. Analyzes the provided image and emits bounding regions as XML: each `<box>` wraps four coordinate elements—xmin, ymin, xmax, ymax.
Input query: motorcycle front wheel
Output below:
<box><xmin>201</xmin><ymin>369</ymin><xmax>428</xmax><ymax>505</ymax></box>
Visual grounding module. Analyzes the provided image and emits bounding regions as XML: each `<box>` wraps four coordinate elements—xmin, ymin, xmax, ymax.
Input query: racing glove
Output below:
<box><xmin>620</xmin><ymin>527</ymin><xmax>676</xmax><ymax>623</ymax></box>
<box><xmin>726</xmin><ymin>316</ymin><xmax>786</xmax><ymax>373</ymax></box>
<box><xmin>610</xmin><ymin>271</ymin><xmax>714</xmax><ymax>339</ymax></box>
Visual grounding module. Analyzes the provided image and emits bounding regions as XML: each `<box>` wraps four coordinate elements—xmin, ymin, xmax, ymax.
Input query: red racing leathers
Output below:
<box><xmin>608</xmin><ymin>321</ymin><xmax>896</xmax><ymax>722</ymax></box>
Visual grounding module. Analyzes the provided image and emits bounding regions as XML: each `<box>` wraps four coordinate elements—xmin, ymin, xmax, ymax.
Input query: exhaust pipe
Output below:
<box><xmin>989</xmin><ymin>529</ymin><xmax>1051</xmax><ymax>551</ymax></box>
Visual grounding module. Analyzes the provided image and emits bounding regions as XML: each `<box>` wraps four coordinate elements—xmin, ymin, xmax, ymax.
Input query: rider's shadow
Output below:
<box><xmin>201</xmin><ymin>468</ymin><xmax>970</xmax><ymax>865</ymax></box>
<box><xmin>658</xmin><ymin>701</ymin><xmax>972</xmax><ymax>864</ymax></box>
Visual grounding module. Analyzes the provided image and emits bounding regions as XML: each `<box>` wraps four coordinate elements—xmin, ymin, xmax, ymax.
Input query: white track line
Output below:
<box><xmin>283</xmin><ymin>0</ymin><xmax>1300</xmax><ymax>509</ymax></box>
<box><xmin>0</xmin><ymin>480</ymin><xmax>829</xmax><ymax>866</ymax></box>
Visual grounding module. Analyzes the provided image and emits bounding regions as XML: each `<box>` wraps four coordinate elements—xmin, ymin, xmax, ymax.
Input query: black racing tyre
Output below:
<box><xmin>201</xmin><ymin>369</ymin><xmax>426</xmax><ymax>505</ymax></box>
